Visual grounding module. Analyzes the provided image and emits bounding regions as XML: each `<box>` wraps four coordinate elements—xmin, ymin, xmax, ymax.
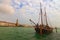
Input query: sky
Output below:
<box><xmin>0</xmin><ymin>0</ymin><xmax>60</xmax><ymax>27</ymax></box>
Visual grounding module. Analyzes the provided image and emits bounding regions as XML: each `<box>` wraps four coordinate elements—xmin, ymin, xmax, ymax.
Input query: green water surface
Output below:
<box><xmin>0</xmin><ymin>27</ymin><xmax>60</xmax><ymax>40</ymax></box>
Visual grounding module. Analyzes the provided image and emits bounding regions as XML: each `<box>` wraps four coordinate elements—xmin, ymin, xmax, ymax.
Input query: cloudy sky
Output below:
<box><xmin>0</xmin><ymin>0</ymin><xmax>60</xmax><ymax>27</ymax></box>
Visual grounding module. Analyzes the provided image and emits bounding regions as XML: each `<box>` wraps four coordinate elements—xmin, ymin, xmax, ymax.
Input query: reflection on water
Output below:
<box><xmin>0</xmin><ymin>27</ymin><xmax>60</xmax><ymax>40</ymax></box>
<box><xmin>34</xmin><ymin>30</ymin><xmax>60</xmax><ymax>40</ymax></box>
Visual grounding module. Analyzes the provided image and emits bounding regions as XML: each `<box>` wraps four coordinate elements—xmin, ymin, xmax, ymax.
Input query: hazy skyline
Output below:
<box><xmin>0</xmin><ymin>0</ymin><xmax>60</xmax><ymax>27</ymax></box>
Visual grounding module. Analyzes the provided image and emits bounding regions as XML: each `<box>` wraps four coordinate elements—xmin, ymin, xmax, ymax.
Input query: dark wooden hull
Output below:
<box><xmin>35</xmin><ymin>27</ymin><xmax>53</xmax><ymax>34</ymax></box>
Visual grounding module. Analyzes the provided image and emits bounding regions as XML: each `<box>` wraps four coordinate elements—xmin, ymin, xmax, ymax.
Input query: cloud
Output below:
<box><xmin>0</xmin><ymin>4</ymin><xmax>15</xmax><ymax>14</ymax></box>
<box><xmin>0</xmin><ymin>0</ymin><xmax>11</xmax><ymax>4</ymax></box>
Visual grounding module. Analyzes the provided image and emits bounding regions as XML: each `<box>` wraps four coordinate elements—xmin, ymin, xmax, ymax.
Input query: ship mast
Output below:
<box><xmin>39</xmin><ymin>3</ymin><xmax>43</xmax><ymax>35</ymax></box>
<box><xmin>40</xmin><ymin>3</ymin><xmax>43</xmax><ymax>25</ymax></box>
<box><xmin>38</xmin><ymin>7</ymin><xmax>40</xmax><ymax>25</ymax></box>
<box><xmin>44</xmin><ymin>7</ymin><xmax>48</xmax><ymax>26</ymax></box>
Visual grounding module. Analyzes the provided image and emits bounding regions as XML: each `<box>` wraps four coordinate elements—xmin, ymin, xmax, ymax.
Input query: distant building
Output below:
<box><xmin>15</xmin><ymin>19</ymin><xmax>19</xmax><ymax>26</ymax></box>
<box><xmin>0</xmin><ymin>19</ymin><xmax>20</xmax><ymax>27</ymax></box>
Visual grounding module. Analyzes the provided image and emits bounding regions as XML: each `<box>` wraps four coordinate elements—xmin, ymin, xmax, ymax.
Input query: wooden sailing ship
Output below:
<box><xmin>29</xmin><ymin>3</ymin><xmax>53</xmax><ymax>35</ymax></box>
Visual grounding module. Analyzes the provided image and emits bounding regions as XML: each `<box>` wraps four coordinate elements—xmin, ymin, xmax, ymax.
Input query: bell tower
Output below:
<box><xmin>16</xmin><ymin>19</ymin><xmax>18</xmax><ymax>26</ymax></box>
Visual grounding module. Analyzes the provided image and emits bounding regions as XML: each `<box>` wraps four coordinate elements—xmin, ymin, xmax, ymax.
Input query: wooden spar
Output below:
<box><xmin>29</xmin><ymin>19</ymin><xmax>36</xmax><ymax>25</ymax></box>
<box><xmin>44</xmin><ymin>7</ymin><xmax>48</xmax><ymax>26</ymax></box>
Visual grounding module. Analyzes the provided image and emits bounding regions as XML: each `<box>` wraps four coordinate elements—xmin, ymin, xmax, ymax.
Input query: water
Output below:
<box><xmin>0</xmin><ymin>27</ymin><xmax>60</xmax><ymax>40</ymax></box>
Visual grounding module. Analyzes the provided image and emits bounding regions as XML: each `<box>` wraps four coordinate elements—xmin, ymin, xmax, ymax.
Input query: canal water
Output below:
<box><xmin>0</xmin><ymin>27</ymin><xmax>60</xmax><ymax>40</ymax></box>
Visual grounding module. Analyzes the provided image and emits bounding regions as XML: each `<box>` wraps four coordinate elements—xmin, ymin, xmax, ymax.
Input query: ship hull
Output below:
<box><xmin>35</xmin><ymin>27</ymin><xmax>53</xmax><ymax>34</ymax></box>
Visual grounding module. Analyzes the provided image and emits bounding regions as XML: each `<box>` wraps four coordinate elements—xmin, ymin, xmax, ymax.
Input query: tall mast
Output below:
<box><xmin>40</xmin><ymin>3</ymin><xmax>43</xmax><ymax>25</ymax></box>
<box><xmin>44</xmin><ymin>8</ymin><xmax>48</xmax><ymax>25</ymax></box>
<box><xmin>38</xmin><ymin>8</ymin><xmax>40</xmax><ymax>25</ymax></box>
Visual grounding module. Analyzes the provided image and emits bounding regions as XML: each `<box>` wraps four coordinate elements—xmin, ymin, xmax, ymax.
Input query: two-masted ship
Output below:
<box><xmin>29</xmin><ymin>3</ymin><xmax>53</xmax><ymax>35</ymax></box>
